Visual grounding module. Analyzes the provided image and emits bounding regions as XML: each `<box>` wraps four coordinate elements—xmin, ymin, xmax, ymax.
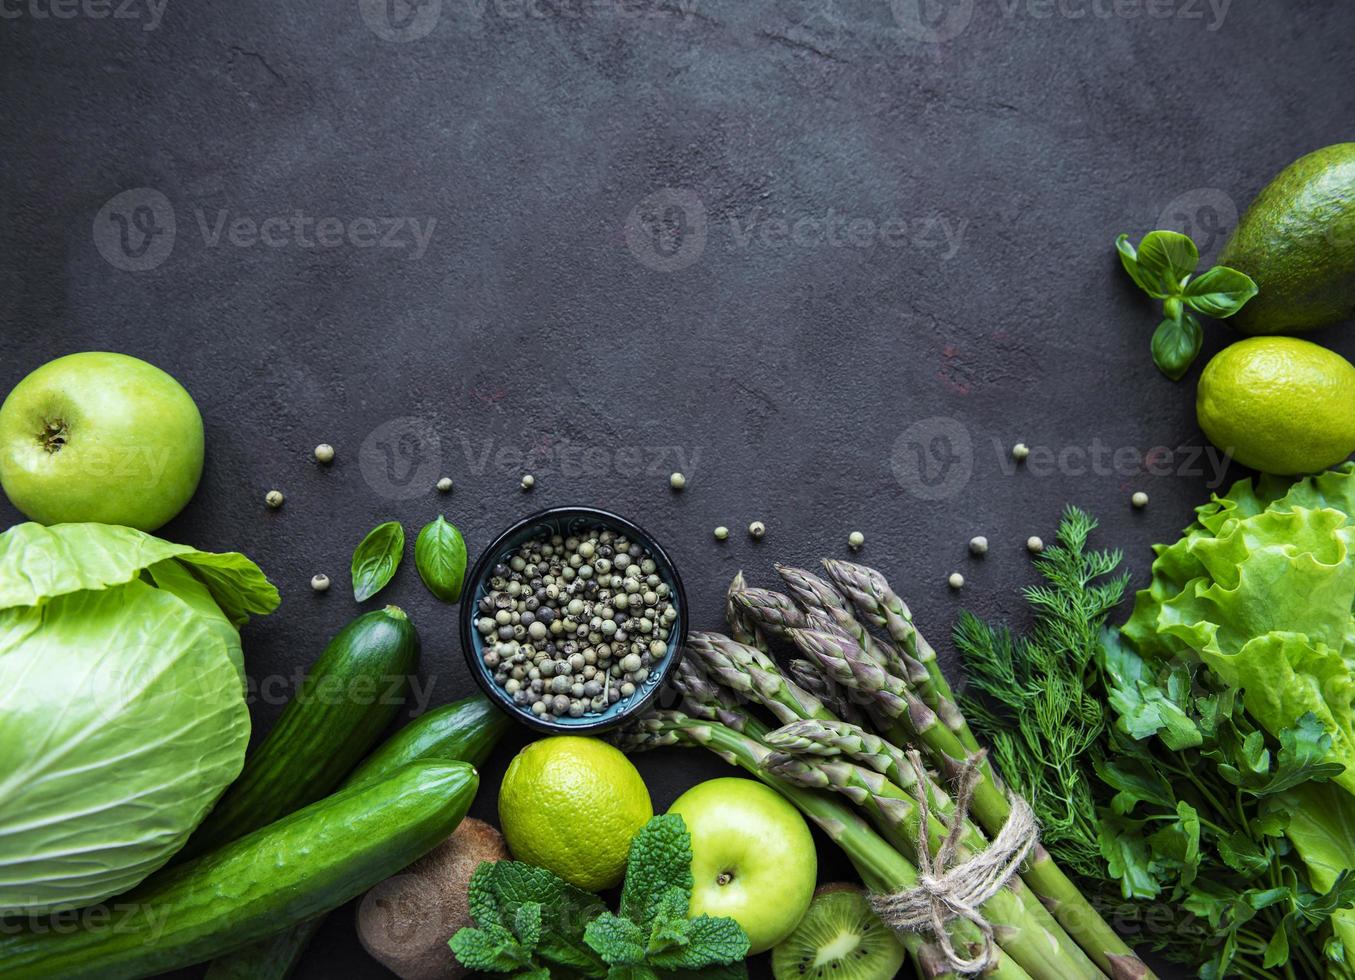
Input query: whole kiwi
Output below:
<box><xmin>356</xmin><ymin>817</ymin><xmax>509</xmax><ymax>980</ymax></box>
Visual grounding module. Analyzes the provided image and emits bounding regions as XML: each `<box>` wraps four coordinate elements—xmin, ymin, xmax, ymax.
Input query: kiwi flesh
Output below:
<box><xmin>771</xmin><ymin>883</ymin><xmax>907</xmax><ymax>980</ymax></box>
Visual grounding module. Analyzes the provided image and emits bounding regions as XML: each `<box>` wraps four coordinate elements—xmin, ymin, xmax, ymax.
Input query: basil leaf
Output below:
<box><xmin>1115</xmin><ymin>234</ymin><xmax>1170</xmax><ymax>298</ymax></box>
<box><xmin>351</xmin><ymin>520</ymin><xmax>404</xmax><ymax>602</ymax></box>
<box><xmin>1183</xmin><ymin>265</ymin><xmax>1259</xmax><ymax>318</ymax></box>
<box><xmin>414</xmin><ymin>515</ymin><xmax>467</xmax><ymax>603</ymax></box>
<box><xmin>1150</xmin><ymin>312</ymin><xmax>1203</xmax><ymax>381</ymax></box>
<box><xmin>1135</xmin><ymin>231</ymin><xmax>1199</xmax><ymax>295</ymax></box>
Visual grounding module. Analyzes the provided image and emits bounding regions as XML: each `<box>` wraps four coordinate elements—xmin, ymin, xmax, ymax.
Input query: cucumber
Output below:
<box><xmin>0</xmin><ymin>761</ymin><xmax>478</xmax><ymax>980</ymax></box>
<box><xmin>346</xmin><ymin>693</ymin><xmax>511</xmax><ymax>790</ymax></box>
<box><xmin>179</xmin><ymin>605</ymin><xmax>420</xmax><ymax>861</ymax></box>
<box><xmin>202</xmin><ymin>694</ymin><xmax>513</xmax><ymax>980</ymax></box>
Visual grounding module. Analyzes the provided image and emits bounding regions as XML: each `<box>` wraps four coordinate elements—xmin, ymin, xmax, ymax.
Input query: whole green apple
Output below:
<box><xmin>669</xmin><ymin>777</ymin><xmax>817</xmax><ymax>954</ymax></box>
<box><xmin>0</xmin><ymin>352</ymin><xmax>204</xmax><ymax>532</ymax></box>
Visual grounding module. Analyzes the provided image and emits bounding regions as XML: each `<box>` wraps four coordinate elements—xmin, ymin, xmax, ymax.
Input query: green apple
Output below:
<box><xmin>669</xmin><ymin>777</ymin><xmax>818</xmax><ymax>954</ymax></box>
<box><xmin>0</xmin><ymin>352</ymin><xmax>204</xmax><ymax>532</ymax></box>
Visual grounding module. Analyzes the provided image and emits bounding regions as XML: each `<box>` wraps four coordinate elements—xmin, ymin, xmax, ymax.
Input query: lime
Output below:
<box><xmin>497</xmin><ymin>736</ymin><xmax>652</xmax><ymax>890</ymax></box>
<box><xmin>1197</xmin><ymin>337</ymin><xmax>1355</xmax><ymax>475</ymax></box>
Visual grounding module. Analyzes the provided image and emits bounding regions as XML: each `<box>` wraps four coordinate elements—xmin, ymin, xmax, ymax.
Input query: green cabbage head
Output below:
<box><xmin>0</xmin><ymin>522</ymin><xmax>279</xmax><ymax>914</ymax></box>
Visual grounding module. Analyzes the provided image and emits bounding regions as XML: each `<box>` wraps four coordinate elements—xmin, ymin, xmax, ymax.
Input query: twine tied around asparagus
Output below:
<box><xmin>869</xmin><ymin>750</ymin><xmax>1039</xmax><ymax>976</ymax></box>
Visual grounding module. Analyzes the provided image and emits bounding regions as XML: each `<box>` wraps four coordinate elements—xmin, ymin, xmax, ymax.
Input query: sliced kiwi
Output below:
<box><xmin>771</xmin><ymin>883</ymin><xmax>907</xmax><ymax>980</ymax></box>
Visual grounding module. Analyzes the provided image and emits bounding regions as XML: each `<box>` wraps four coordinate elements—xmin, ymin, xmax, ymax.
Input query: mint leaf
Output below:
<box><xmin>607</xmin><ymin>967</ymin><xmax>661</xmax><ymax>980</ymax></box>
<box><xmin>650</xmin><ymin>915</ymin><xmax>749</xmax><ymax>969</ymax></box>
<box><xmin>1150</xmin><ymin>311</ymin><xmax>1204</xmax><ymax>381</ymax></box>
<box><xmin>449</xmin><ymin>923</ymin><xmax>533</xmax><ymax>972</ymax></box>
<box><xmin>586</xmin><ymin>912</ymin><xmax>649</xmax><ymax>966</ymax></box>
<box><xmin>1136</xmin><ymin>230</ymin><xmax>1199</xmax><ymax>294</ymax></box>
<box><xmin>468</xmin><ymin>861</ymin><xmax>504</xmax><ymax>927</ymax></box>
<box><xmin>620</xmin><ymin>814</ymin><xmax>693</xmax><ymax>927</ymax></box>
<box><xmin>1183</xmin><ymin>265</ymin><xmax>1258</xmax><ymax>318</ymax></box>
<box><xmin>515</xmin><ymin>902</ymin><xmax>543</xmax><ymax>949</ymax></box>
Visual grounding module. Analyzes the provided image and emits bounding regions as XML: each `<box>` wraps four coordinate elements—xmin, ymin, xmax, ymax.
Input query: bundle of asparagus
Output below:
<box><xmin>613</xmin><ymin>561</ymin><xmax>1154</xmax><ymax>980</ymax></box>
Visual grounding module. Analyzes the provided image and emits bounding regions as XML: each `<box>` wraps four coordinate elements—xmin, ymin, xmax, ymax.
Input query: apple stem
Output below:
<box><xmin>41</xmin><ymin>418</ymin><xmax>68</xmax><ymax>453</ymax></box>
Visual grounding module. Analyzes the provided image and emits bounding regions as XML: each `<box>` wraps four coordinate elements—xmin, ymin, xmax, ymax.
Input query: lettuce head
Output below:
<box><xmin>0</xmin><ymin>522</ymin><xmax>279</xmax><ymax>914</ymax></box>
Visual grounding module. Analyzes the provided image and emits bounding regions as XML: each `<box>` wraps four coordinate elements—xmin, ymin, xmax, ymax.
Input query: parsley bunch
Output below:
<box><xmin>1098</xmin><ymin>638</ymin><xmax>1353</xmax><ymax>979</ymax></box>
<box><xmin>450</xmin><ymin>813</ymin><xmax>750</xmax><ymax>980</ymax></box>
<box><xmin>956</xmin><ymin>506</ymin><xmax>1355</xmax><ymax>978</ymax></box>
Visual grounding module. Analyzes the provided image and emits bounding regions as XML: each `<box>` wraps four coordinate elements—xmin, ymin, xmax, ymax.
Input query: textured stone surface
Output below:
<box><xmin>3</xmin><ymin>1</ymin><xmax>1353</xmax><ymax>976</ymax></box>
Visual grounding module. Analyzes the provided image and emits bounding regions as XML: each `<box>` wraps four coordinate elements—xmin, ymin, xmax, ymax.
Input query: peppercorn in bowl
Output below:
<box><xmin>460</xmin><ymin>506</ymin><xmax>688</xmax><ymax>734</ymax></box>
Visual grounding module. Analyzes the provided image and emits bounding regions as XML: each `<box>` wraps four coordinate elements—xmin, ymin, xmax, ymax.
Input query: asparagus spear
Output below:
<box><xmin>776</xmin><ymin>565</ymin><xmax>931</xmax><ymax>691</ymax></box>
<box><xmin>728</xmin><ymin>586</ymin><xmax>815</xmax><ymax>642</ymax></box>
<box><xmin>671</xmin><ymin>655</ymin><xmax>750</xmax><ymax>732</ymax></box>
<box><xmin>685</xmin><ymin>631</ymin><xmax>833</xmax><ymax>726</ymax></box>
<box><xmin>786</xmin><ymin>629</ymin><xmax>1154</xmax><ymax>980</ymax></box>
<box><xmin>764</xmin><ymin>724</ymin><xmax>1108</xmax><ymax>978</ymax></box>
<box><xmin>785</xmin><ymin>658</ymin><xmax>872</xmax><ymax>728</ymax></box>
<box><xmin>822</xmin><ymin>559</ymin><xmax>980</xmax><ymax>751</ymax></box>
<box><xmin>762</xmin><ymin>752</ymin><xmax>1107</xmax><ymax>980</ymax></box>
<box><xmin>613</xmin><ymin>712</ymin><xmax>1026</xmax><ymax>980</ymax></box>
<box><xmin>725</xmin><ymin>571</ymin><xmax>771</xmax><ymax>652</ymax></box>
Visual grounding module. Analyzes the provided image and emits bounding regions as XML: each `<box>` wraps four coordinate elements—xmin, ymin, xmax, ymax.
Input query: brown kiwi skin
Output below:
<box><xmin>356</xmin><ymin>818</ymin><xmax>509</xmax><ymax>980</ymax></box>
<box><xmin>771</xmin><ymin>882</ymin><xmax>908</xmax><ymax>980</ymax></box>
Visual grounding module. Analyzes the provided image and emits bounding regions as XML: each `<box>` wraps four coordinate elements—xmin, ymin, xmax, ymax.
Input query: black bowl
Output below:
<box><xmin>459</xmin><ymin>506</ymin><xmax>688</xmax><ymax>735</ymax></box>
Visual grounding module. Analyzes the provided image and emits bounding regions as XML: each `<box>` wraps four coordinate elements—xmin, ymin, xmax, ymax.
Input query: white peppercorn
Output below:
<box><xmin>313</xmin><ymin>444</ymin><xmax>335</xmax><ymax>464</ymax></box>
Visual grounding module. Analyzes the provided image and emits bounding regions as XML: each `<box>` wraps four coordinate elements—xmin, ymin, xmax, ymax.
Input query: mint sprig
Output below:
<box><xmin>1115</xmin><ymin>230</ymin><xmax>1258</xmax><ymax>380</ymax></box>
<box><xmin>450</xmin><ymin>814</ymin><xmax>750</xmax><ymax>979</ymax></box>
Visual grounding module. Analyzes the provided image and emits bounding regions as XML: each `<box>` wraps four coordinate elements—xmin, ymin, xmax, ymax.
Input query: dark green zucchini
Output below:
<box><xmin>202</xmin><ymin>694</ymin><xmax>511</xmax><ymax>980</ymax></box>
<box><xmin>179</xmin><ymin>605</ymin><xmax>420</xmax><ymax>861</ymax></box>
<box><xmin>0</xmin><ymin>761</ymin><xmax>478</xmax><ymax>980</ymax></box>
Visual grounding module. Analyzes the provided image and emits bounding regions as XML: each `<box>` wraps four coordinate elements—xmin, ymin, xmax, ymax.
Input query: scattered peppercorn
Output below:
<box><xmin>474</xmin><ymin>525</ymin><xmax>676</xmax><ymax>723</ymax></box>
<box><xmin>265</xmin><ymin>490</ymin><xmax>284</xmax><ymax>509</ymax></box>
<box><xmin>520</xmin><ymin>474</ymin><xmax>535</xmax><ymax>491</ymax></box>
<box><xmin>669</xmin><ymin>472</ymin><xmax>686</xmax><ymax>490</ymax></box>
<box><xmin>1027</xmin><ymin>536</ymin><xmax>1044</xmax><ymax>554</ymax></box>
<box><xmin>948</xmin><ymin>572</ymin><xmax>965</xmax><ymax>589</ymax></box>
<box><xmin>714</xmin><ymin>526</ymin><xmax>729</xmax><ymax>540</ymax></box>
<box><xmin>313</xmin><ymin>444</ymin><xmax>335</xmax><ymax>464</ymax></box>
<box><xmin>969</xmin><ymin>535</ymin><xmax>989</xmax><ymax>556</ymax></box>
<box><xmin>437</xmin><ymin>477</ymin><xmax>453</xmax><ymax>493</ymax></box>
<box><xmin>1012</xmin><ymin>443</ymin><xmax>1030</xmax><ymax>462</ymax></box>
<box><xmin>1132</xmin><ymin>491</ymin><xmax>1149</xmax><ymax>508</ymax></box>
<box><xmin>748</xmin><ymin>521</ymin><xmax>766</xmax><ymax>539</ymax></box>
<box><xmin>848</xmin><ymin>531</ymin><xmax>865</xmax><ymax>550</ymax></box>
<box><xmin>311</xmin><ymin>574</ymin><xmax>331</xmax><ymax>592</ymax></box>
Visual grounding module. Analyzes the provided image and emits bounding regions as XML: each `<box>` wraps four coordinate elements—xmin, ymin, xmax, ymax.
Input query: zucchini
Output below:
<box><xmin>202</xmin><ymin>694</ymin><xmax>512</xmax><ymax>980</ymax></box>
<box><xmin>179</xmin><ymin>605</ymin><xmax>420</xmax><ymax>861</ymax></box>
<box><xmin>0</xmin><ymin>760</ymin><xmax>478</xmax><ymax>980</ymax></box>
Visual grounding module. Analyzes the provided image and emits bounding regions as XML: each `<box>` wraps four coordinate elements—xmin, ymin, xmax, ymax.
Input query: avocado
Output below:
<box><xmin>1219</xmin><ymin>142</ymin><xmax>1355</xmax><ymax>335</ymax></box>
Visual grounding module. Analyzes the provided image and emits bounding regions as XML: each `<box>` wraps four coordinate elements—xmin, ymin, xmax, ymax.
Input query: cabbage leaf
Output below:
<box><xmin>0</xmin><ymin>522</ymin><xmax>278</xmax><ymax>914</ymax></box>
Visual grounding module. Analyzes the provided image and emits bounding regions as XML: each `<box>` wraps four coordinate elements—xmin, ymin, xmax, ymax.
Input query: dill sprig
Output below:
<box><xmin>955</xmin><ymin>506</ymin><xmax>1128</xmax><ymax>878</ymax></box>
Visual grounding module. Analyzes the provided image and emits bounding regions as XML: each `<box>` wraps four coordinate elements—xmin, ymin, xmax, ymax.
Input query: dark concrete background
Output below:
<box><xmin>3</xmin><ymin>0</ymin><xmax>1353</xmax><ymax>976</ymax></box>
